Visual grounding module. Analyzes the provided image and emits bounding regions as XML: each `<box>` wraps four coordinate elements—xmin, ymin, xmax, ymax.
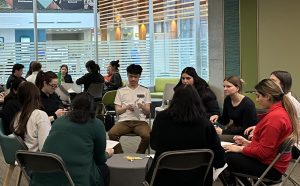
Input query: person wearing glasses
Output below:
<box><xmin>35</xmin><ymin>71</ymin><xmax>65</xmax><ymax>121</ymax></box>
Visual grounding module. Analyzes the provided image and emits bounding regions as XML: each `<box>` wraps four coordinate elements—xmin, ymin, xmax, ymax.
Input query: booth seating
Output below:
<box><xmin>150</xmin><ymin>77</ymin><xmax>179</xmax><ymax>99</ymax></box>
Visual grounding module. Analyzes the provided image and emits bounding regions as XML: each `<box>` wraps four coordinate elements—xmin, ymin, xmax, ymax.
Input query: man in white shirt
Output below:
<box><xmin>108</xmin><ymin>64</ymin><xmax>151</xmax><ymax>154</ymax></box>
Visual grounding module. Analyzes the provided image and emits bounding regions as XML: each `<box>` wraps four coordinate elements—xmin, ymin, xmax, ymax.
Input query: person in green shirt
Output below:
<box><xmin>31</xmin><ymin>92</ymin><xmax>114</xmax><ymax>186</ymax></box>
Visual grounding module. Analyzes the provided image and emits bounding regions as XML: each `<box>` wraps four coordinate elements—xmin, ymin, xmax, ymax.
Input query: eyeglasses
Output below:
<box><xmin>48</xmin><ymin>83</ymin><xmax>58</xmax><ymax>88</ymax></box>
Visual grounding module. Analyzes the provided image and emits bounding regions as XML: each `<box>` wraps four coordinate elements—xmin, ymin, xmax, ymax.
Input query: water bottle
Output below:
<box><xmin>57</xmin><ymin>71</ymin><xmax>62</xmax><ymax>85</ymax></box>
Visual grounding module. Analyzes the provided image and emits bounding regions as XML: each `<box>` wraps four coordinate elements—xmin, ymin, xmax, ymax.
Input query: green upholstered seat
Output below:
<box><xmin>150</xmin><ymin>77</ymin><xmax>179</xmax><ymax>99</ymax></box>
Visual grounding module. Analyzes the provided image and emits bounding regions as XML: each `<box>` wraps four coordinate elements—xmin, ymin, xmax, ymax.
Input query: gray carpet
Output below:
<box><xmin>0</xmin><ymin>135</ymin><xmax>299</xmax><ymax>186</ymax></box>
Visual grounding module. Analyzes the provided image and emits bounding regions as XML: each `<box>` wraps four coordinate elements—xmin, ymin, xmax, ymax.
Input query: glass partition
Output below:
<box><xmin>0</xmin><ymin>0</ymin><xmax>209</xmax><ymax>86</ymax></box>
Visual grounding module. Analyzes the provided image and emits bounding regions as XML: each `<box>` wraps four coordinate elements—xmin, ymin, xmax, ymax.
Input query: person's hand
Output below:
<box><xmin>233</xmin><ymin>135</ymin><xmax>250</xmax><ymax>146</ymax></box>
<box><xmin>106</xmin><ymin>148</ymin><xmax>114</xmax><ymax>158</ymax></box>
<box><xmin>210</xmin><ymin>115</ymin><xmax>219</xmax><ymax>123</ymax></box>
<box><xmin>223</xmin><ymin>144</ymin><xmax>244</xmax><ymax>153</ymax></box>
<box><xmin>244</xmin><ymin>126</ymin><xmax>255</xmax><ymax>136</ymax></box>
<box><xmin>215</xmin><ymin>126</ymin><xmax>223</xmax><ymax>135</ymax></box>
<box><xmin>0</xmin><ymin>92</ymin><xmax>7</xmax><ymax>98</ymax></box>
<box><xmin>137</xmin><ymin>101</ymin><xmax>145</xmax><ymax>109</ymax></box>
<box><xmin>55</xmin><ymin>108</ymin><xmax>67</xmax><ymax>118</ymax></box>
<box><xmin>125</xmin><ymin>104</ymin><xmax>134</xmax><ymax>112</ymax></box>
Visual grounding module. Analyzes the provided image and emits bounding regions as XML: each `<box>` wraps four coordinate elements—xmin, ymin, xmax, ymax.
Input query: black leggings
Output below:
<box><xmin>225</xmin><ymin>152</ymin><xmax>282</xmax><ymax>185</ymax></box>
<box><xmin>99</xmin><ymin>164</ymin><xmax>110</xmax><ymax>186</ymax></box>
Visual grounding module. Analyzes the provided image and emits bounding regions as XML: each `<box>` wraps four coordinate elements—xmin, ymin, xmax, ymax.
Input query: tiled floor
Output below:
<box><xmin>0</xmin><ymin>134</ymin><xmax>299</xmax><ymax>186</ymax></box>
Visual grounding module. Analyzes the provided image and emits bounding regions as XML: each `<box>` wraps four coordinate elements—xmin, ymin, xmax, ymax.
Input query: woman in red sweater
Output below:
<box><xmin>222</xmin><ymin>79</ymin><xmax>299</xmax><ymax>185</ymax></box>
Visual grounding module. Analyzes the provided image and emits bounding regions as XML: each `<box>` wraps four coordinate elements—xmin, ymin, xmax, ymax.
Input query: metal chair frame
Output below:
<box><xmin>15</xmin><ymin>150</ymin><xmax>75</xmax><ymax>186</ymax></box>
<box><xmin>280</xmin><ymin>146</ymin><xmax>300</xmax><ymax>186</ymax></box>
<box><xmin>233</xmin><ymin>137</ymin><xmax>294</xmax><ymax>186</ymax></box>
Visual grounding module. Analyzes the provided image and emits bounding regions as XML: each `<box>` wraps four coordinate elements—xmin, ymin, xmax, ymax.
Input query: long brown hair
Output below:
<box><xmin>255</xmin><ymin>79</ymin><xmax>299</xmax><ymax>143</ymax></box>
<box><xmin>11</xmin><ymin>82</ymin><xmax>43</xmax><ymax>139</ymax></box>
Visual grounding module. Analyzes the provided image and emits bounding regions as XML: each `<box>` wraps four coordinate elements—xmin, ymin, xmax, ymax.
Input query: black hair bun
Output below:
<box><xmin>110</xmin><ymin>60</ymin><xmax>120</xmax><ymax>68</ymax></box>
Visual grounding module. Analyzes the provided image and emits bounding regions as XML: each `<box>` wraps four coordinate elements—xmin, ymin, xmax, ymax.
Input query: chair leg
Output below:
<box><xmin>16</xmin><ymin>169</ymin><xmax>22</xmax><ymax>186</ymax></box>
<box><xmin>3</xmin><ymin>165</ymin><xmax>15</xmax><ymax>186</ymax></box>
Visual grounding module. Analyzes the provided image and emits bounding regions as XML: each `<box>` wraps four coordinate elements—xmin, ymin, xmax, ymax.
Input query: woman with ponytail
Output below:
<box><xmin>76</xmin><ymin>60</ymin><xmax>104</xmax><ymax>92</ymax></box>
<box><xmin>222</xmin><ymin>79</ymin><xmax>299</xmax><ymax>185</ymax></box>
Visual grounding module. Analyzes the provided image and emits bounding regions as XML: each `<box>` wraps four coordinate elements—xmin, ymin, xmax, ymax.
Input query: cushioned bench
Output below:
<box><xmin>150</xmin><ymin>77</ymin><xmax>179</xmax><ymax>99</ymax></box>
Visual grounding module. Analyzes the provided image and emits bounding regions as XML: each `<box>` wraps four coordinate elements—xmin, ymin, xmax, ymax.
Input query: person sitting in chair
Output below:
<box><xmin>108</xmin><ymin>64</ymin><xmax>151</xmax><ymax>154</ymax></box>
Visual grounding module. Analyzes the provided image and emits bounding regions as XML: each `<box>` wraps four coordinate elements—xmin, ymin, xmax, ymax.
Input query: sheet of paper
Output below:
<box><xmin>213</xmin><ymin>163</ymin><xmax>228</xmax><ymax>181</ymax></box>
<box><xmin>106</xmin><ymin>140</ymin><xmax>119</xmax><ymax>149</ymax></box>
<box><xmin>145</xmin><ymin>154</ymin><xmax>155</xmax><ymax>159</ymax></box>
<box><xmin>221</xmin><ymin>141</ymin><xmax>234</xmax><ymax>146</ymax></box>
<box><xmin>67</xmin><ymin>88</ymin><xmax>75</xmax><ymax>93</ymax></box>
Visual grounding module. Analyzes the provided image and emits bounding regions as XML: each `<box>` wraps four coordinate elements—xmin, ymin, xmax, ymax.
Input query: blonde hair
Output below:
<box><xmin>255</xmin><ymin>79</ymin><xmax>299</xmax><ymax>143</ymax></box>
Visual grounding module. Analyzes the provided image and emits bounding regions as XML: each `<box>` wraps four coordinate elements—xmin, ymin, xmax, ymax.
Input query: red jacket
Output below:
<box><xmin>242</xmin><ymin>102</ymin><xmax>292</xmax><ymax>173</ymax></box>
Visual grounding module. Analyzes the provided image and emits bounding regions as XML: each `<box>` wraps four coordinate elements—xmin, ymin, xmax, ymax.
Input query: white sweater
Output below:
<box><xmin>14</xmin><ymin>109</ymin><xmax>51</xmax><ymax>151</ymax></box>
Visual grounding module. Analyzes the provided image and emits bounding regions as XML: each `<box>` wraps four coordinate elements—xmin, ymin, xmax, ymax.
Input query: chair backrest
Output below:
<box><xmin>87</xmin><ymin>83</ymin><xmax>104</xmax><ymax>99</ymax></box>
<box><xmin>0</xmin><ymin>119</ymin><xmax>28</xmax><ymax>165</ymax></box>
<box><xmin>102</xmin><ymin>90</ymin><xmax>117</xmax><ymax>107</ymax></box>
<box><xmin>253</xmin><ymin>137</ymin><xmax>294</xmax><ymax>186</ymax></box>
<box><xmin>149</xmin><ymin>149</ymin><xmax>214</xmax><ymax>186</ymax></box>
<box><xmin>233</xmin><ymin>137</ymin><xmax>294</xmax><ymax>186</ymax></box>
<box><xmin>15</xmin><ymin>150</ymin><xmax>75</xmax><ymax>186</ymax></box>
<box><xmin>161</xmin><ymin>83</ymin><xmax>175</xmax><ymax>106</ymax></box>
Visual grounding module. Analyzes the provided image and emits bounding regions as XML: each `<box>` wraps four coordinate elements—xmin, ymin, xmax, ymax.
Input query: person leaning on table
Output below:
<box><xmin>31</xmin><ymin>92</ymin><xmax>114</xmax><ymax>186</ymax></box>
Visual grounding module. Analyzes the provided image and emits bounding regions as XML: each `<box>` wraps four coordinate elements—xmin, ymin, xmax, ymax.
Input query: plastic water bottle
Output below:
<box><xmin>57</xmin><ymin>71</ymin><xmax>62</xmax><ymax>85</ymax></box>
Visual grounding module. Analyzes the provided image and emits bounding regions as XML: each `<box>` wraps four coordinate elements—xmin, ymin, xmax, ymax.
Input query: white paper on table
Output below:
<box><xmin>221</xmin><ymin>141</ymin><xmax>234</xmax><ymax>146</ymax></box>
<box><xmin>67</xmin><ymin>88</ymin><xmax>76</xmax><ymax>93</ymax></box>
<box><xmin>145</xmin><ymin>154</ymin><xmax>155</xmax><ymax>159</ymax></box>
<box><xmin>213</xmin><ymin>163</ymin><xmax>228</xmax><ymax>181</ymax></box>
<box><xmin>106</xmin><ymin>140</ymin><xmax>119</xmax><ymax>149</ymax></box>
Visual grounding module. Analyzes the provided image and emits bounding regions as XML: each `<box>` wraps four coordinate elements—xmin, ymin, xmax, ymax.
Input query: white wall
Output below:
<box><xmin>258</xmin><ymin>0</ymin><xmax>300</xmax><ymax>98</ymax></box>
<box><xmin>0</xmin><ymin>13</ymin><xmax>94</xmax><ymax>29</ymax></box>
<box><xmin>0</xmin><ymin>29</ymin><xmax>15</xmax><ymax>42</ymax></box>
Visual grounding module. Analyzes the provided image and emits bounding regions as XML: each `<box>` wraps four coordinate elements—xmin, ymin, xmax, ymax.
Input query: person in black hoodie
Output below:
<box><xmin>174</xmin><ymin>67</ymin><xmax>220</xmax><ymax>119</ymax></box>
<box><xmin>2</xmin><ymin>77</ymin><xmax>24</xmax><ymax>135</ymax></box>
<box><xmin>76</xmin><ymin>60</ymin><xmax>104</xmax><ymax>92</ymax></box>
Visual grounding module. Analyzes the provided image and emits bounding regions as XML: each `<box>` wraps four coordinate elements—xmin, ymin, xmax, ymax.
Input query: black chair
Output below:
<box><xmin>87</xmin><ymin>83</ymin><xmax>104</xmax><ymax>101</ymax></box>
<box><xmin>143</xmin><ymin>149</ymin><xmax>214</xmax><ymax>186</ymax></box>
<box><xmin>232</xmin><ymin>137</ymin><xmax>294</xmax><ymax>186</ymax></box>
<box><xmin>15</xmin><ymin>150</ymin><xmax>75</xmax><ymax>186</ymax></box>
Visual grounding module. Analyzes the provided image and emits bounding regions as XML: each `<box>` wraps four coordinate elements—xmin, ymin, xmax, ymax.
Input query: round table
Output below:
<box><xmin>106</xmin><ymin>154</ymin><xmax>152</xmax><ymax>186</ymax></box>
